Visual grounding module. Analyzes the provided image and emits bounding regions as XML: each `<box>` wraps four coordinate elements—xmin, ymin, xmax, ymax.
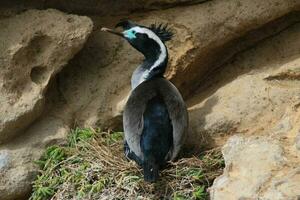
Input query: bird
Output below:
<box><xmin>101</xmin><ymin>20</ymin><xmax>188</xmax><ymax>182</ymax></box>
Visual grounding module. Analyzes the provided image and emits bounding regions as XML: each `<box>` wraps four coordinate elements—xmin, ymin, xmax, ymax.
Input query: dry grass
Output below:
<box><xmin>30</xmin><ymin>128</ymin><xmax>224</xmax><ymax>200</ymax></box>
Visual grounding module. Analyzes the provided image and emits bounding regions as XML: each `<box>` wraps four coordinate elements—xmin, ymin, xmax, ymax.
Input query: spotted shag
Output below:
<box><xmin>101</xmin><ymin>20</ymin><xmax>188</xmax><ymax>182</ymax></box>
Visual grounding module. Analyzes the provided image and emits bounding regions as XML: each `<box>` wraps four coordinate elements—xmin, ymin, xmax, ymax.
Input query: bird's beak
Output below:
<box><xmin>101</xmin><ymin>27</ymin><xmax>124</xmax><ymax>38</ymax></box>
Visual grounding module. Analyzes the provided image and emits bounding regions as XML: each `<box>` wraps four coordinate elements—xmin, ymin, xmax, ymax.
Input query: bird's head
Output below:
<box><xmin>101</xmin><ymin>20</ymin><xmax>173</xmax><ymax>60</ymax></box>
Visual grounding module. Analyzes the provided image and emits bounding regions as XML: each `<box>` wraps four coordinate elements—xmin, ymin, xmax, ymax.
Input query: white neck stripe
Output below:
<box><xmin>128</xmin><ymin>27</ymin><xmax>167</xmax><ymax>72</ymax></box>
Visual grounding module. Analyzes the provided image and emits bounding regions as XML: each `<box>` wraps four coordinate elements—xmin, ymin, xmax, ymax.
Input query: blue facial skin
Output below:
<box><xmin>124</xmin><ymin>29</ymin><xmax>137</xmax><ymax>39</ymax></box>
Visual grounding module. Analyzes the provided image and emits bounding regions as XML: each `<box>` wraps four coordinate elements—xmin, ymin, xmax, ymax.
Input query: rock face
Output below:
<box><xmin>0</xmin><ymin>9</ymin><xmax>93</xmax><ymax>143</ymax></box>
<box><xmin>210</xmin><ymin>136</ymin><xmax>286</xmax><ymax>199</ymax></box>
<box><xmin>0</xmin><ymin>115</ymin><xmax>71</xmax><ymax>200</ymax></box>
<box><xmin>210</xmin><ymin>132</ymin><xmax>300</xmax><ymax>199</ymax></box>
<box><xmin>184</xmin><ymin>19</ymin><xmax>300</xmax><ymax>199</ymax></box>
<box><xmin>57</xmin><ymin>0</ymin><xmax>300</xmax><ymax>130</ymax></box>
<box><xmin>188</xmin><ymin>22</ymin><xmax>300</xmax><ymax>148</ymax></box>
<box><xmin>0</xmin><ymin>0</ymin><xmax>300</xmax><ymax>200</ymax></box>
<box><xmin>0</xmin><ymin>9</ymin><xmax>93</xmax><ymax>200</ymax></box>
<box><xmin>0</xmin><ymin>0</ymin><xmax>208</xmax><ymax>17</ymax></box>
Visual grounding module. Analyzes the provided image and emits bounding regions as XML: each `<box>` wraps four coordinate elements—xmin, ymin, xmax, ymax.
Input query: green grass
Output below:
<box><xmin>30</xmin><ymin>128</ymin><xmax>224</xmax><ymax>200</ymax></box>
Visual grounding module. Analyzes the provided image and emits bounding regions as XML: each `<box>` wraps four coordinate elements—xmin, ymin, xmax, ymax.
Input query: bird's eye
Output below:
<box><xmin>132</xmin><ymin>30</ymin><xmax>136</xmax><ymax>34</ymax></box>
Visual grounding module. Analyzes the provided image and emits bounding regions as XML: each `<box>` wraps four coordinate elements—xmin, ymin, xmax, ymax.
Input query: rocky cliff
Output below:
<box><xmin>0</xmin><ymin>0</ymin><xmax>299</xmax><ymax>199</ymax></box>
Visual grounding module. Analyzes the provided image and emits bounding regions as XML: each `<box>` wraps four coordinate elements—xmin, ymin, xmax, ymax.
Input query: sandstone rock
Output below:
<box><xmin>165</xmin><ymin>0</ymin><xmax>300</xmax><ymax>95</ymax></box>
<box><xmin>210</xmin><ymin>128</ymin><xmax>300</xmax><ymax>200</ymax></box>
<box><xmin>209</xmin><ymin>105</ymin><xmax>300</xmax><ymax>199</ymax></box>
<box><xmin>0</xmin><ymin>150</ymin><xmax>9</xmax><ymax>170</ymax></box>
<box><xmin>0</xmin><ymin>148</ymin><xmax>39</xmax><ymax>200</ymax></box>
<box><xmin>0</xmin><ymin>9</ymin><xmax>93</xmax><ymax>143</ymax></box>
<box><xmin>261</xmin><ymin>168</ymin><xmax>300</xmax><ymax>200</ymax></box>
<box><xmin>0</xmin><ymin>115</ymin><xmax>70</xmax><ymax>200</ymax></box>
<box><xmin>0</xmin><ymin>8</ymin><xmax>93</xmax><ymax>200</ymax></box>
<box><xmin>188</xmin><ymin>22</ymin><xmax>300</xmax><ymax>148</ymax></box>
<box><xmin>189</xmin><ymin>19</ymin><xmax>300</xmax><ymax>199</ymax></box>
<box><xmin>57</xmin><ymin>0</ymin><xmax>300</xmax><ymax>131</ymax></box>
<box><xmin>272</xmin><ymin>114</ymin><xmax>293</xmax><ymax>135</ymax></box>
<box><xmin>0</xmin><ymin>0</ymin><xmax>208</xmax><ymax>17</ymax></box>
<box><xmin>295</xmin><ymin>132</ymin><xmax>300</xmax><ymax>151</ymax></box>
<box><xmin>210</xmin><ymin>135</ymin><xmax>286</xmax><ymax>200</ymax></box>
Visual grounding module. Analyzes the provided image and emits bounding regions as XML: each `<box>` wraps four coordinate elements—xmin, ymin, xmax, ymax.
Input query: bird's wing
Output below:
<box><xmin>158</xmin><ymin>79</ymin><xmax>188</xmax><ymax>160</ymax></box>
<box><xmin>123</xmin><ymin>78</ymin><xmax>188</xmax><ymax>161</ymax></box>
<box><xmin>123</xmin><ymin>82</ymin><xmax>157</xmax><ymax>160</ymax></box>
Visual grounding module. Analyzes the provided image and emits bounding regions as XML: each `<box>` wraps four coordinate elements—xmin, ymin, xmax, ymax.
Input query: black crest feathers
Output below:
<box><xmin>149</xmin><ymin>23</ymin><xmax>174</xmax><ymax>42</ymax></box>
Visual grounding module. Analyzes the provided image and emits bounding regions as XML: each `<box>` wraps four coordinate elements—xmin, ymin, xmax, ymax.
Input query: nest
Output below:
<box><xmin>30</xmin><ymin>128</ymin><xmax>224</xmax><ymax>200</ymax></box>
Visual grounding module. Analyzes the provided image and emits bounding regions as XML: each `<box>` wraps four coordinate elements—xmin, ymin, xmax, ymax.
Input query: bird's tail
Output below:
<box><xmin>143</xmin><ymin>157</ymin><xmax>159</xmax><ymax>182</ymax></box>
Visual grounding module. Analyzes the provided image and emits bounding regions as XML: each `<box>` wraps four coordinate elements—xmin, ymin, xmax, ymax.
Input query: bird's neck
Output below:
<box><xmin>131</xmin><ymin>45</ymin><xmax>168</xmax><ymax>89</ymax></box>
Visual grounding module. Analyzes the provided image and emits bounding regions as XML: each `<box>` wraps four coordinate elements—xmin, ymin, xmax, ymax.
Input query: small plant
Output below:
<box><xmin>31</xmin><ymin>146</ymin><xmax>66</xmax><ymax>200</ymax></box>
<box><xmin>30</xmin><ymin>128</ymin><xmax>224</xmax><ymax>200</ymax></box>
<box><xmin>193</xmin><ymin>185</ymin><xmax>207</xmax><ymax>200</ymax></box>
<box><xmin>68</xmin><ymin>128</ymin><xmax>94</xmax><ymax>147</ymax></box>
<box><xmin>187</xmin><ymin>168</ymin><xmax>204</xmax><ymax>180</ymax></box>
<box><xmin>104</xmin><ymin>131</ymin><xmax>123</xmax><ymax>145</ymax></box>
<box><xmin>173</xmin><ymin>192</ymin><xmax>186</xmax><ymax>200</ymax></box>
